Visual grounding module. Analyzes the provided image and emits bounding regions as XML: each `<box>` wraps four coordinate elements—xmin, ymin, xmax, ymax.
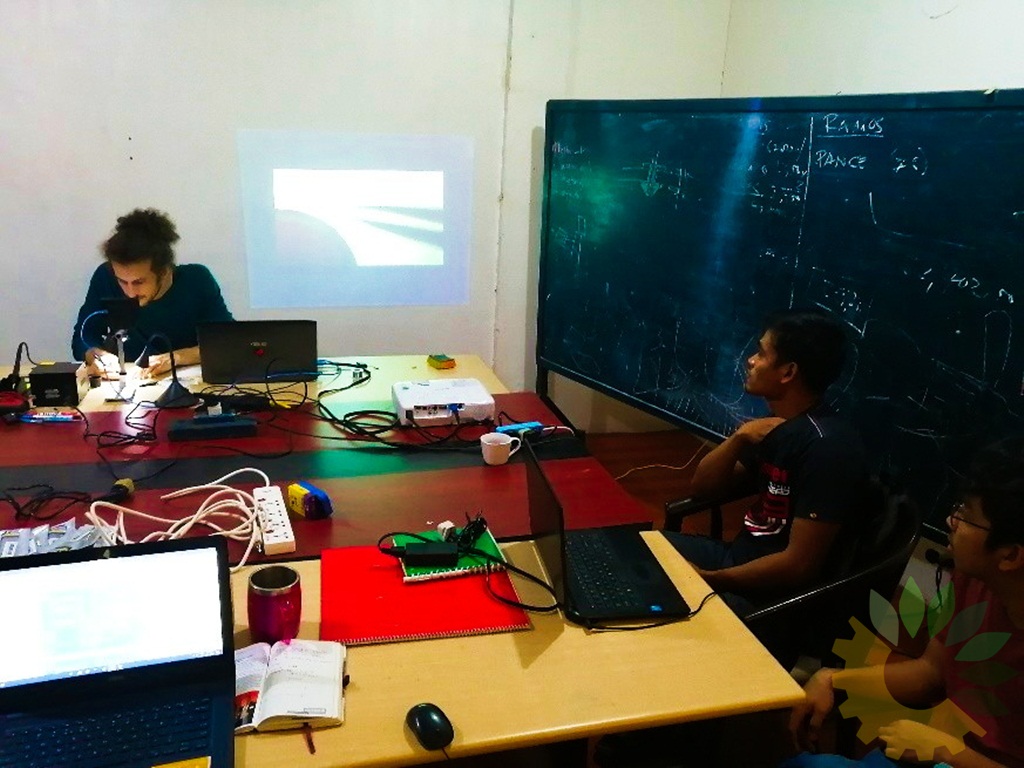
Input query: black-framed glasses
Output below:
<box><xmin>949</xmin><ymin>502</ymin><xmax>992</xmax><ymax>531</ymax></box>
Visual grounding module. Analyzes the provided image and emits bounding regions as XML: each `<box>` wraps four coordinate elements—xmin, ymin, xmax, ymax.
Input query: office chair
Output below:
<box><xmin>663</xmin><ymin>477</ymin><xmax>922</xmax><ymax>671</ymax></box>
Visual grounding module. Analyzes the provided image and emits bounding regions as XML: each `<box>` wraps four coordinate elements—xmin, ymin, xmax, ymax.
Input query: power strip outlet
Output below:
<box><xmin>254</xmin><ymin>485</ymin><xmax>296</xmax><ymax>556</ymax></box>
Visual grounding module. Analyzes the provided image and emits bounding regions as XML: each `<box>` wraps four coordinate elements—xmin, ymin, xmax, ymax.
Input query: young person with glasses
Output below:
<box><xmin>786</xmin><ymin>438</ymin><xmax>1024</xmax><ymax>768</ymax></box>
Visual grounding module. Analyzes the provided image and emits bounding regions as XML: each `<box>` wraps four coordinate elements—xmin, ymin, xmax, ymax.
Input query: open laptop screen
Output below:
<box><xmin>197</xmin><ymin>320</ymin><xmax>318</xmax><ymax>384</ymax></box>
<box><xmin>0</xmin><ymin>546</ymin><xmax>225</xmax><ymax>689</ymax></box>
<box><xmin>523</xmin><ymin>440</ymin><xmax>568</xmax><ymax>605</ymax></box>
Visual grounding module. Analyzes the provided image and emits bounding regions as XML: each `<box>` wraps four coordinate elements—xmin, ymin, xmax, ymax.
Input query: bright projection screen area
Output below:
<box><xmin>238</xmin><ymin>131</ymin><xmax>473</xmax><ymax>308</ymax></box>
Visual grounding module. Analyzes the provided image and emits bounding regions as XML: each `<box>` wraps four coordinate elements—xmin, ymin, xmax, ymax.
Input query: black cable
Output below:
<box><xmin>13</xmin><ymin>342</ymin><xmax>31</xmax><ymax>376</ymax></box>
<box><xmin>1</xmin><ymin>341</ymin><xmax>35</xmax><ymax>391</ymax></box>
<box><xmin>195</xmin><ymin>380</ymin><xmax>308</xmax><ymax>411</ymax></box>
<box><xmin>375</xmin><ymin>526</ymin><xmax>561</xmax><ymax>613</ymax></box>
<box><xmin>587</xmin><ymin>590</ymin><xmax>720</xmax><ymax>632</ymax></box>
<box><xmin>317</xmin><ymin>360</ymin><xmax>371</xmax><ymax>386</ymax></box>
<box><xmin>306</xmin><ymin>404</ymin><xmax>487</xmax><ymax>452</ymax></box>
<box><xmin>77</xmin><ymin>402</ymin><xmax>159</xmax><ymax>448</ymax></box>
<box><xmin>1</xmin><ymin>484</ymin><xmax>92</xmax><ymax>521</ymax></box>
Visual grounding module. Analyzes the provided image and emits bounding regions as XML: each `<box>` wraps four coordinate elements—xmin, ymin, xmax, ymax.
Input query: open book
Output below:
<box><xmin>233</xmin><ymin>639</ymin><xmax>347</xmax><ymax>733</ymax></box>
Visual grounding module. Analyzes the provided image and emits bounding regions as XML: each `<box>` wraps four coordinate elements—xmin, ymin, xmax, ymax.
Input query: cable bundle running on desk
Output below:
<box><xmin>84</xmin><ymin>467</ymin><xmax>272</xmax><ymax>571</ymax></box>
<box><xmin>377</xmin><ymin>514</ymin><xmax>560</xmax><ymax>613</ymax></box>
<box><xmin>303</xmin><ymin>404</ymin><xmax>576</xmax><ymax>453</ymax></box>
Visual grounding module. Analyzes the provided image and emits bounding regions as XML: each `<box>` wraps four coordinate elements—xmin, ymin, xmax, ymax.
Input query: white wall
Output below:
<box><xmin>498</xmin><ymin>0</ymin><xmax>733</xmax><ymax>429</ymax></box>
<box><xmin>5</xmin><ymin>1</ymin><xmax>1024</xmax><ymax>436</ymax></box>
<box><xmin>1</xmin><ymin>0</ymin><xmax>511</xmax><ymax>363</ymax></box>
<box><xmin>722</xmin><ymin>0</ymin><xmax>1024</xmax><ymax>98</ymax></box>
<box><xmin>0</xmin><ymin>0</ymin><xmax>732</xmax><ymax>407</ymax></box>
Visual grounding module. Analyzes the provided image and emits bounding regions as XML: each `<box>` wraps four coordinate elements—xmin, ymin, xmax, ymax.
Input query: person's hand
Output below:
<box><xmin>692</xmin><ymin>565</ymin><xmax>712</xmax><ymax>582</ymax></box>
<box><xmin>734</xmin><ymin>416</ymin><xmax>785</xmax><ymax>445</ymax></box>
<box><xmin>85</xmin><ymin>349</ymin><xmax>121</xmax><ymax>380</ymax></box>
<box><xmin>139</xmin><ymin>352</ymin><xmax>171</xmax><ymax>379</ymax></box>
<box><xmin>877</xmin><ymin>720</ymin><xmax>966</xmax><ymax>764</ymax></box>
<box><xmin>790</xmin><ymin>669</ymin><xmax>835</xmax><ymax>752</ymax></box>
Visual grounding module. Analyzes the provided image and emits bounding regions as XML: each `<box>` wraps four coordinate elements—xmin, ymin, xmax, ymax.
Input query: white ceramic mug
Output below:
<box><xmin>480</xmin><ymin>432</ymin><xmax>522</xmax><ymax>466</ymax></box>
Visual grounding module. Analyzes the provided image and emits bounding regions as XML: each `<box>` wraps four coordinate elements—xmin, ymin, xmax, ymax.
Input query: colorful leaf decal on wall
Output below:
<box><xmin>954</xmin><ymin>632</ymin><xmax>1011</xmax><ymax>662</ymax></box>
<box><xmin>945</xmin><ymin>602</ymin><xmax>988</xmax><ymax>647</ymax></box>
<box><xmin>869</xmin><ymin>589</ymin><xmax>900</xmax><ymax>645</ymax></box>
<box><xmin>956</xmin><ymin>686</ymin><xmax>1010</xmax><ymax>718</ymax></box>
<box><xmin>898</xmin><ymin>577</ymin><xmax>925</xmax><ymax>638</ymax></box>
<box><xmin>958</xmin><ymin>660</ymin><xmax>1018</xmax><ymax>688</ymax></box>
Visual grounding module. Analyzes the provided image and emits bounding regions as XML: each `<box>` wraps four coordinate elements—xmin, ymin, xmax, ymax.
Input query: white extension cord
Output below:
<box><xmin>84</xmin><ymin>468</ymin><xmax>291</xmax><ymax>571</ymax></box>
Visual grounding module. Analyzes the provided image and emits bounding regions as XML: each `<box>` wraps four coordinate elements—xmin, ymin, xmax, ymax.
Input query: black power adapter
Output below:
<box><xmin>402</xmin><ymin>541</ymin><xmax>459</xmax><ymax>567</ymax></box>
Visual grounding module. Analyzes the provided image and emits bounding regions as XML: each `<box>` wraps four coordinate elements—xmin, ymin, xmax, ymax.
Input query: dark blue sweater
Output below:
<box><xmin>72</xmin><ymin>263</ymin><xmax>233</xmax><ymax>360</ymax></box>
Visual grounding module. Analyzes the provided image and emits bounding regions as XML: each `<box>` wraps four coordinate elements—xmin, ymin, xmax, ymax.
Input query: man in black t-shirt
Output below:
<box><xmin>593</xmin><ymin>310</ymin><xmax>870</xmax><ymax>768</ymax></box>
<box><xmin>665</xmin><ymin>309</ymin><xmax>868</xmax><ymax>615</ymax></box>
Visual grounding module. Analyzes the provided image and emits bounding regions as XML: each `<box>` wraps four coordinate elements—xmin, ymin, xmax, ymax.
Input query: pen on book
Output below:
<box><xmin>302</xmin><ymin>723</ymin><xmax>316</xmax><ymax>755</ymax></box>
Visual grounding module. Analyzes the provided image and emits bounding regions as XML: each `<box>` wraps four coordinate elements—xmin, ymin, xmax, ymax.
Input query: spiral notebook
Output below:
<box><xmin>319</xmin><ymin>545</ymin><xmax>530</xmax><ymax>645</ymax></box>
<box><xmin>393</xmin><ymin>528</ymin><xmax>506</xmax><ymax>582</ymax></box>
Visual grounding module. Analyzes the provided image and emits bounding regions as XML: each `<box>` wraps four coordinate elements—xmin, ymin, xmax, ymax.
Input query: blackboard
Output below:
<box><xmin>537</xmin><ymin>90</ymin><xmax>1024</xmax><ymax>537</ymax></box>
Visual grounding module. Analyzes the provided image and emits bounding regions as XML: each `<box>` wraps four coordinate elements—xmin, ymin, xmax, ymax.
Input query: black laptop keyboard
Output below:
<box><xmin>0</xmin><ymin>696</ymin><xmax>212</xmax><ymax>768</ymax></box>
<box><xmin>565</xmin><ymin>532</ymin><xmax>645</xmax><ymax>611</ymax></box>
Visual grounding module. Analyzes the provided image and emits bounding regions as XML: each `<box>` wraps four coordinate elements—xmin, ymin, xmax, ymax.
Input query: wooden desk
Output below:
<box><xmin>1</xmin><ymin>356</ymin><xmax>653</xmax><ymax>556</ymax></box>
<box><xmin>229</xmin><ymin>533</ymin><xmax>803</xmax><ymax>767</ymax></box>
<box><xmin>77</xmin><ymin>354</ymin><xmax>509</xmax><ymax>412</ymax></box>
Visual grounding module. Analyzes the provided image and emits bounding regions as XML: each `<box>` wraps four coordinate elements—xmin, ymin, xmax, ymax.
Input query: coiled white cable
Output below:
<box><xmin>85</xmin><ymin>468</ymin><xmax>272</xmax><ymax>572</ymax></box>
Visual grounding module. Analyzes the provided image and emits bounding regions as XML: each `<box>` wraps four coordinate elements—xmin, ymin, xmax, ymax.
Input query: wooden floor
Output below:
<box><xmin>584</xmin><ymin>429</ymin><xmax>748</xmax><ymax>538</ymax></box>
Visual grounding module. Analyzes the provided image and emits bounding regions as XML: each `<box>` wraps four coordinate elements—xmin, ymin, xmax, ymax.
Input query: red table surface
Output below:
<box><xmin>30</xmin><ymin>457</ymin><xmax>649</xmax><ymax>563</ymax></box>
<box><xmin>0</xmin><ymin>392</ymin><xmax>566</xmax><ymax>468</ymax></box>
<box><xmin>2</xmin><ymin>391</ymin><xmax>653</xmax><ymax>564</ymax></box>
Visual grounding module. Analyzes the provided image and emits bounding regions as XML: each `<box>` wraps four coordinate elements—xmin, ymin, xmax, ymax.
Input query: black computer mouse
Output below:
<box><xmin>405</xmin><ymin>702</ymin><xmax>455</xmax><ymax>750</ymax></box>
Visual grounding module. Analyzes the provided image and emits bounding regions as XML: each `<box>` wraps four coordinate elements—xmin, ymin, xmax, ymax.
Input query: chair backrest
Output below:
<box><xmin>818</xmin><ymin>474</ymin><xmax>891</xmax><ymax>581</ymax></box>
<box><xmin>744</xmin><ymin>484</ymin><xmax>923</xmax><ymax>666</ymax></box>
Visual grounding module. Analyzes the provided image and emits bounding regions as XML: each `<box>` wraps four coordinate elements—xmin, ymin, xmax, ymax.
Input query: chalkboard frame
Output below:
<box><xmin>536</xmin><ymin>89</ymin><xmax>1024</xmax><ymax>540</ymax></box>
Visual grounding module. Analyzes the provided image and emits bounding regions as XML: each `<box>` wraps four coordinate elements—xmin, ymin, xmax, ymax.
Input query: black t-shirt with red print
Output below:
<box><xmin>729</xmin><ymin>407</ymin><xmax>867</xmax><ymax>564</ymax></box>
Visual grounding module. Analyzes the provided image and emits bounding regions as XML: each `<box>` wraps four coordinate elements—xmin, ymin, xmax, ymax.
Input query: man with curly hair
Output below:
<box><xmin>72</xmin><ymin>208</ymin><xmax>233</xmax><ymax>378</ymax></box>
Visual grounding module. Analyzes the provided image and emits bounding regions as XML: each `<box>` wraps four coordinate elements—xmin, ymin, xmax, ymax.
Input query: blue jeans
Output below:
<box><xmin>661</xmin><ymin>532</ymin><xmax>759</xmax><ymax>617</ymax></box>
<box><xmin>779</xmin><ymin>749</ymin><xmax>900</xmax><ymax>768</ymax></box>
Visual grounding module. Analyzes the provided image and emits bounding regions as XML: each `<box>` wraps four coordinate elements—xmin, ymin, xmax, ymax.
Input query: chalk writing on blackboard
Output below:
<box><xmin>538</xmin><ymin>91</ymin><xmax>1024</xmax><ymax>535</ymax></box>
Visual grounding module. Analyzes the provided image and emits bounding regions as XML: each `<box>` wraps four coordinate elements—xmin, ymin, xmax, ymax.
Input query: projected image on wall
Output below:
<box><xmin>238</xmin><ymin>131</ymin><xmax>472</xmax><ymax>308</ymax></box>
<box><xmin>273</xmin><ymin>169</ymin><xmax>444</xmax><ymax>267</ymax></box>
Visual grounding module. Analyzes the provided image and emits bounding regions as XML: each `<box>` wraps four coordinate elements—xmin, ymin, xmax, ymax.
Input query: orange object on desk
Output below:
<box><xmin>426</xmin><ymin>354</ymin><xmax>456</xmax><ymax>369</ymax></box>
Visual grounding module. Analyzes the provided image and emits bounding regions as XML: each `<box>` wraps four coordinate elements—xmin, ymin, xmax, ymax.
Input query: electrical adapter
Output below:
<box><xmin>403</xmin><ymin>541</ymin><xmax>459</xmax><ymax>567</ymax></box>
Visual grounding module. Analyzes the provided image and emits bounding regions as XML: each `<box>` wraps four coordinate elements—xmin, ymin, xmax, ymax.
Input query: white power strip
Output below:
<box><xmin>254</xmin><ymin>485</ymin><xmax>296</xmax><ymax>555</ymax></box>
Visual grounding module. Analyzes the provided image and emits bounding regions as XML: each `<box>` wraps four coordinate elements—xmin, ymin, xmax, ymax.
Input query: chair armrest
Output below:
<box><xmin>741</xmin><ymin>509</ymin><xmax>921</xmax><ymax>627</ymax></box>
<box><xmin>664</xmin><ymin>489</ymin><xmax>751</xmax><ymax>537</ymax></box>
<box><xmin>741</xmin><ymin>571</ymin><xmax>864</xmax><ymax>626</ymax></box>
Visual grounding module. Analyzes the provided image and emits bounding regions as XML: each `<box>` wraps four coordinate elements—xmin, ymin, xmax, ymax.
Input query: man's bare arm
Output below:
<box><xmin>697</xmin><ymin>515</ymin><xmax>840</xmax><ymax>594</ymax></box>
<box><xmin>689</xmin><ymin>416</ymin><xmax>784</xmax><ymax>496</ymax></box>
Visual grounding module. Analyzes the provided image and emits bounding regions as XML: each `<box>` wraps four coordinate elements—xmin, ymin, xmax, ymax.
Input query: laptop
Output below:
<box><xmin>197</xmin><ymin>320</ymin><xmax>318</xmax><ymax>384</ymax></box>
<box><xmin>0</xmin><ymin>538</ymin><xmax>235</xmax><ymax>768</ymax></box>
<box><xmin>523</xmin><ymin>439</ymin><xmax>691</xmax><ymax>626</ymax></box>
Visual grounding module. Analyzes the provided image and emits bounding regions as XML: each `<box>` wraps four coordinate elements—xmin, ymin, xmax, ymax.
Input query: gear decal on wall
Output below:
<box><xmin>829</xmin><ymin>577</ymin><xmax>1014</xmax><ymax>763</ymax></box>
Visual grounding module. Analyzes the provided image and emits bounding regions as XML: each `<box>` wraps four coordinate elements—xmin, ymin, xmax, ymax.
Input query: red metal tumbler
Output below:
<box><xmin>247</xmin><ymin>565</ymin><xmax>301</xmax><ymax>644</ymax></box>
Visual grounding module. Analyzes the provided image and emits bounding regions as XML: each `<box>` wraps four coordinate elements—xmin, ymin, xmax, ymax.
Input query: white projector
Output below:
<box><xmin>392</xmin><ymin>378</ymin><xmax>496</xmax><ymax>426</ymax></box>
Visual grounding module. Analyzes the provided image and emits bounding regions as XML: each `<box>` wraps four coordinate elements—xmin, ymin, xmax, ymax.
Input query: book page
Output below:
<box><xmin>233</xmin><ymin>643</ymin><xmax>271</xmax><ymax>732</ymax></box>
<box><xmin>254</xmin><ymin>639</ymin><xmax>345</xmax><ymax>730</ymax></box>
